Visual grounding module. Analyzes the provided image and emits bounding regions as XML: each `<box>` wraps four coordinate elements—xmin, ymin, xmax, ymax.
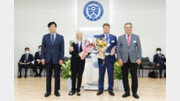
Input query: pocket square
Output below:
<box><xmin>111</xmin><ymin>40</ymin><xmax>115</xmax><ymax>43</ymax></box>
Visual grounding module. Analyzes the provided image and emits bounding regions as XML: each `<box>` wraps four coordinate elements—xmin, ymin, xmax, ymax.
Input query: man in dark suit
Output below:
<box><xmin>41</xmin><ymin>22</ymin><xmax>64</xmax><ymax>97</ymax></box>
<box><xmin>34</xmin><ymin>45</ymin><xmax>45</xmax><ymax>77</ymax></box>
<box><xmin>117</xmin><ymin>22</ymin><xmax>142</xmax><ymax>99</ymax></box>
<box><xmin>18</xmin><ymin>47</ymin><xmax>34</xmax><ymax>78</ymax></box>
<box><xmin>97</xmin><ymin>23</ymin><xmax>117</xmax><ymax>96</ymax></box>
<box><xmin>153</xmin><ymin>48</ymin><xmax>166</xmax><ymax>78</ymax></box>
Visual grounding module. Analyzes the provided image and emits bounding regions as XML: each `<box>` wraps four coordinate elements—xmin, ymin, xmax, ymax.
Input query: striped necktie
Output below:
<box><xmin>51</xmin><ymin>34</ymin><xmax>55</xmax><ymax>45</ymax></box>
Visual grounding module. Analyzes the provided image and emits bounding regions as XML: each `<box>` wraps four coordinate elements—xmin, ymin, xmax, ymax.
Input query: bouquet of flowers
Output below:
<box><xmin>95</xmin><ymin>38</ymin><xmax>110</xmax><ymax>60</ymax></box>
<box><xmin>79</xmin><ymin>38</ymin><xmax>95</xmax><ymax>60</ymax></box>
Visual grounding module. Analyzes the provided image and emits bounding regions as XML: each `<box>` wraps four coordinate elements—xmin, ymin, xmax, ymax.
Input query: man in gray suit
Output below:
<box><xmin>117</xmin><ymin>22</ymin><xmax>142</xmax><ymax>99</ymax></box>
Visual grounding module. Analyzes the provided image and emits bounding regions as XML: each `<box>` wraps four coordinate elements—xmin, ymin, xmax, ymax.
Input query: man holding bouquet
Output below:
<box><xmin>97</xmin><ymin>23</ymin><xmax>117</xmax><ymax>96</ymax></box>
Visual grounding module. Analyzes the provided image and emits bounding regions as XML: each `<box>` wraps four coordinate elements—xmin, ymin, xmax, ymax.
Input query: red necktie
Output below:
<box><xmin>127</xmin><ymin>35</ymin><xmax>130</xmax><ymax>46</ymax></box>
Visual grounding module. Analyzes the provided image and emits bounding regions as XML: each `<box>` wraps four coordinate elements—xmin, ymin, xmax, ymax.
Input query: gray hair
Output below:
<box><xmin>124</xmin><ymin>22</ymin><xmax>133</xmax><ymax>27</ymax></box>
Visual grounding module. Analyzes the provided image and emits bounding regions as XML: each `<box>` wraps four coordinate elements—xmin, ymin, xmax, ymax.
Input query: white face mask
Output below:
<box><xmin>25</xmin><ymin>51</ymin><xmax>30</xmax><ymax>54</ymax></box>
<box><xmin>157</xmin><ymin>51</ymin><xmax>161</xmax><ymax>54</ymax></box>
<box><xmin>38</xmin><ymin>49</ymin><xmax>41</xmax><ymax>51</ymax></box>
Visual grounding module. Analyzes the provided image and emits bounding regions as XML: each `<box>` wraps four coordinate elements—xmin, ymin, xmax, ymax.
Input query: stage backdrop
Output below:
<box><xmin>14</xmin><ymin>0</ymin><xmax>166</xmax><ymax>76</ymax></box>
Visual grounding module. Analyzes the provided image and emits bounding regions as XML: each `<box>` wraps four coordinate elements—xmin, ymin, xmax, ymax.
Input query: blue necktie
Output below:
<box><xmin>78</xmin><ymin>42</ymin><xmax>81</xmax><ymax>52</ymax></box>
<box><xmin>51</xmin><ymin>34</ymin><xmax>54</xmax><ymax>45</ymax></box>
<box><xmin>25</xmin><ymin>55</ymin><xmax>28</xmax><ymax>63</ymax></box>
<box><xmin>105</xmin><ymin>35</ymin><xmax>108</xmax><ymax>42</ymax></box>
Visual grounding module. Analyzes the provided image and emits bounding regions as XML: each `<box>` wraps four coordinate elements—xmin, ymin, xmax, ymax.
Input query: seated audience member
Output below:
<box><xmin>153</xmin><ymin>48</ymin><xmax>166</xmax><ymax>78</ymax></box>
<box><xmin>34</xmin><ymin>45</ymin><xmax>45</xmax><ymax>77</ymax></box>
<box><xmin>18</xmin><ymin>47</ymin><xmax>34</xmax><ymax>78</ymax></box>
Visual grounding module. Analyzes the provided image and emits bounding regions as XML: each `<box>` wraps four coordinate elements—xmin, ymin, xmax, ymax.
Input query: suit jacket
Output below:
<box><xmin>70</xmin><ymin>42</ymin><xmax>90</xmax><ymax>60</ymax></box>
<box><xmin>19</xmin><ymin>54</ymin><xmax>33</xmax><ymax>63</ymax></box>
<box><xmin>69</xmin><ymin>42</ymin><xmax>83</xmax><ymax>60</ymax></box>
<box><xmin>34</xmin><ymin>51</ymin><xmax>41</xmax><ymax>65</ymax></box>
<box><xmin>153</xmin><ymin>54</ymin><xmax>166</xmax><ymax>68</ymax></box>
<box><xmin>41</xmin><ymin>33</ymin><xmax>64</xmax><ymax>64</ymax></box>
<box><xmin>98</xmin><ymin>34</ymin><xmax>117</xmax><ymax>62</ymax></box>
<box><xmin>117</xmin><ymin>33</ymin><xmax>142</xmax><ymax>63</ymax></box>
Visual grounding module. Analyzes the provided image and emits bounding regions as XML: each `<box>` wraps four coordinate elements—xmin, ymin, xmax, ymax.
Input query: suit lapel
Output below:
<box><xmin>53</xmin><ymin>34</ymin><xmax>58</xmax><ymax>46</ymax></box>
<box><xmin>101</xmin><ymin>34</ymin><xmax>104</xmax><ymax>39</ymax></box>
<box><xmin>123</xmin><ymin>34</ymin><xmax>128</xmax><ymax>47</ymax></box>
<box><xmin>109</xmin><ymin>34</ymin><xmax>111</xmax><ymax>44</ymax></box>
<box><xmin>48</xmin><ymin>33</ymin><xmax>52</xmax><ymax>47</ymax></box>
<box><xmin>80</xmin><ymin>42</ymin><xmax>82</xmax><ymax>52</ymax></box>
<box><xmin>129</xmin><ymin>34</ymin><xmax>134</xmax><ymax>48</ymax></box>
<box><xmin>38</xmin><ymin>52</ymin><xmax>41</xmax><ymax>57</ymax></box>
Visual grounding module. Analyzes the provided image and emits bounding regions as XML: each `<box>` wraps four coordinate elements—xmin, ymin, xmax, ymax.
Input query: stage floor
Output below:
<box><xmin>14</xmin><ymin>76</ymin><xmax>166</xmax><ymax>101</ymax></box>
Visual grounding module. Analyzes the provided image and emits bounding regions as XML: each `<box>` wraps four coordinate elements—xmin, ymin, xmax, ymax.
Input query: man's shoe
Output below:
<box><xmin>77</xmin><ymin>92</ymin><xmax>81</xmax><ymax>96</ymax></box>
<box><xmin>54</xmin><ymin>91</ymin><xmax>60</xmax><ymax>97</ymax></box>
<box><xmin>133</xmin><ymin>93</ymin><xmax>139</xmax><ymax>99</ymax></box>
<box><xmin>39</xmin><ymin>74</ymin><xmax>42</xmax><ymax>77</ymax></box>
<box><xmin>34</xmin><ymin>73</ymin><xmax>38</xmax><ymax>77</ymax></box>
<box><xmin>160</xmin><ymin>76</ymin><xmax>162</xmax><ymax>78</ymax></box>
<box><xmin>109</xmin><ymin>91</ymin><xmax>115</xmax><ymax>96</ymax></box>
<box><xmin>122</xmin><ymin>93</ymin><xmax>130</xmax><ymax>98</ymax></box>
<box><xmin>44</xmin><ymin>92</ymin><xmax>51</xmax><ymax>97</ymax></box>
<box><xmin>24</xmin><ymin>75</ymin><xmax>27</xmax><ymax>78</ymax></box>
<box><xmin>96</xmin><ymin>91</ymin><xmax>103</xmax><ymax>95</ymax></box>
<box><xmin>18</xmin><ymin>75</ymin><xmax>22</xmax><ymax>78</ymax></box>
<box><xmin>69</xmin><ymin>91</ymin><xmax>75</xmax><ymax>95</ymax></box>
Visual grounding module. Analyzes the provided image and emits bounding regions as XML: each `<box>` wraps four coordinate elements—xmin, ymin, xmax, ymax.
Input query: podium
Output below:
<box><xmin>83</xmin><ymin>51</ymin><xmax>108</xmax><ymax>90</ymax></box>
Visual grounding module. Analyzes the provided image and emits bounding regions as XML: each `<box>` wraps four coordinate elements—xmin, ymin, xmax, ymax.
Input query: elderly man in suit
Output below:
<box><xmin>97</xmin><ymin>23</ymin><xmax>117</xmax><ymax>96</ymax></box>
<box><xmin>41</xmin><ymin>22</ymin><xmax>64</xmax><ymax>97</ymax></box>
<box><xmin>117</xmin><ymin>22</ymin><xmax>142</xmax><ymax>99</ymax></box>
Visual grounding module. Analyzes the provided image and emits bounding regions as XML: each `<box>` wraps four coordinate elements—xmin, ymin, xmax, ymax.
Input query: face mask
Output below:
<box><xmin>38</xmin><ymin>49</ymin><xmax>41</xmax><ymax>51</ymax></box>
<box><xmin>25</xmin><ymin>51</ymin><xmax>30</xmax><ymax>54</ymax></box>
<box><xmin>157</xmin><ymin>51</ymin><xmax>161</xmax><ymax>54</ymax></box>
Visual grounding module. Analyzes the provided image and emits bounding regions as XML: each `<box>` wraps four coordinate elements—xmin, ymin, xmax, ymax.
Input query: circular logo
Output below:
<box><xmin>83</xmin><ymin>1</ymin><xmax>104</xmax><ymax>21</ymax></box>
<box><xmin>93</xmin><ymin>61</ymin><xmax>99</xmax><ymax>68</ymax></box>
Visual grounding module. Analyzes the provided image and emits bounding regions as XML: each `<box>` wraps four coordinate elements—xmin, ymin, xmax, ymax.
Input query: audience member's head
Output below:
<box><xmin>24</xmin><ymin>47</ymin><xmax>30</xmax><ymax>54</ymax></box>
<box><xmin>156</xmin><ymin>48</ymin><xmax>161</xmax><ymax>54</ymax></box>
<box><xmin>38</xmin><ymin>45</ymin><xmax>41</xmax><ymax>51</ymax></box>
<box><xmin>48</xmin><ymin>21</ymin><xmax>57</xmax><ymax>34</ymax></box>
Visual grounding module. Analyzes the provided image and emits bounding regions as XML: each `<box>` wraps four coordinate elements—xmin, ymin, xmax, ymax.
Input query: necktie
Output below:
<box><xmin>127</xmin><ymin>35</ymin><xmax>130</xmax><ymax>46</ymax></box>
<box><xmin>51</xmin><ymin>34</ymin><xmax>54</xmax><ymax>45</ymax></box>
<box><xmin>25</xmin><ymin>54</ymin><xmax>28</xmax><ymax>63</ymax></box>
<box><xmin>105</xmin><ymin>35</ymin><xmax>108</xmax><ymax>42</ymax></box>
<box><xmin>78</xmin><ymin>42</ymin><xmax>81</xmax><ymax>52</ymax></box>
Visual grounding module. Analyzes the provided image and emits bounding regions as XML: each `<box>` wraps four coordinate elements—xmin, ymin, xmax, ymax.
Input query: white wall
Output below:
<box><xmin>14</xmin><ymin>0</ymin><xmax>166</xmax><ymax>75</ymax></box>
<box><xmin>110</xmin><ymin>0</ymin><xmax>166</xmax><ymax>60</ymax></box>
<box><xmin>14</xmin><ymin>0</ymin><xmax>77</xmax><ymax>74</ymax></box>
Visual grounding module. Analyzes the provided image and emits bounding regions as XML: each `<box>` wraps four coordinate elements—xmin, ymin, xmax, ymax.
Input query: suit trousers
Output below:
<box><xmin>18</xmin><ymin>63</ymin><xmax>33</xmax><ymax>75</ymax></box>
<box><xmin>159</xmin><ymin>66</ymin><xmax>166</xmax><ymax>77</ymax></box>
<box><xmin>34</xmin><ymin>63</ymin><xmax>45</xmax><ymax>74</ymax></box>
<box><xmin>71</xmin><ymin>58</ymin><xmax>85</xmax><ymax>92</ymax></box>
<box><xmin>122</xmin><ymin>58</ymin><xmax>138</xmax><ymax>94</ymax></box>
<box><xmin>98</xmin><ymin>57</ymin><xmax>114</xmax><ymax>91</ymax></box>
<box><xmin>46</xmin><ymin>61</ymin><xmax>60</xmax><ymax>93</ymax></box>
